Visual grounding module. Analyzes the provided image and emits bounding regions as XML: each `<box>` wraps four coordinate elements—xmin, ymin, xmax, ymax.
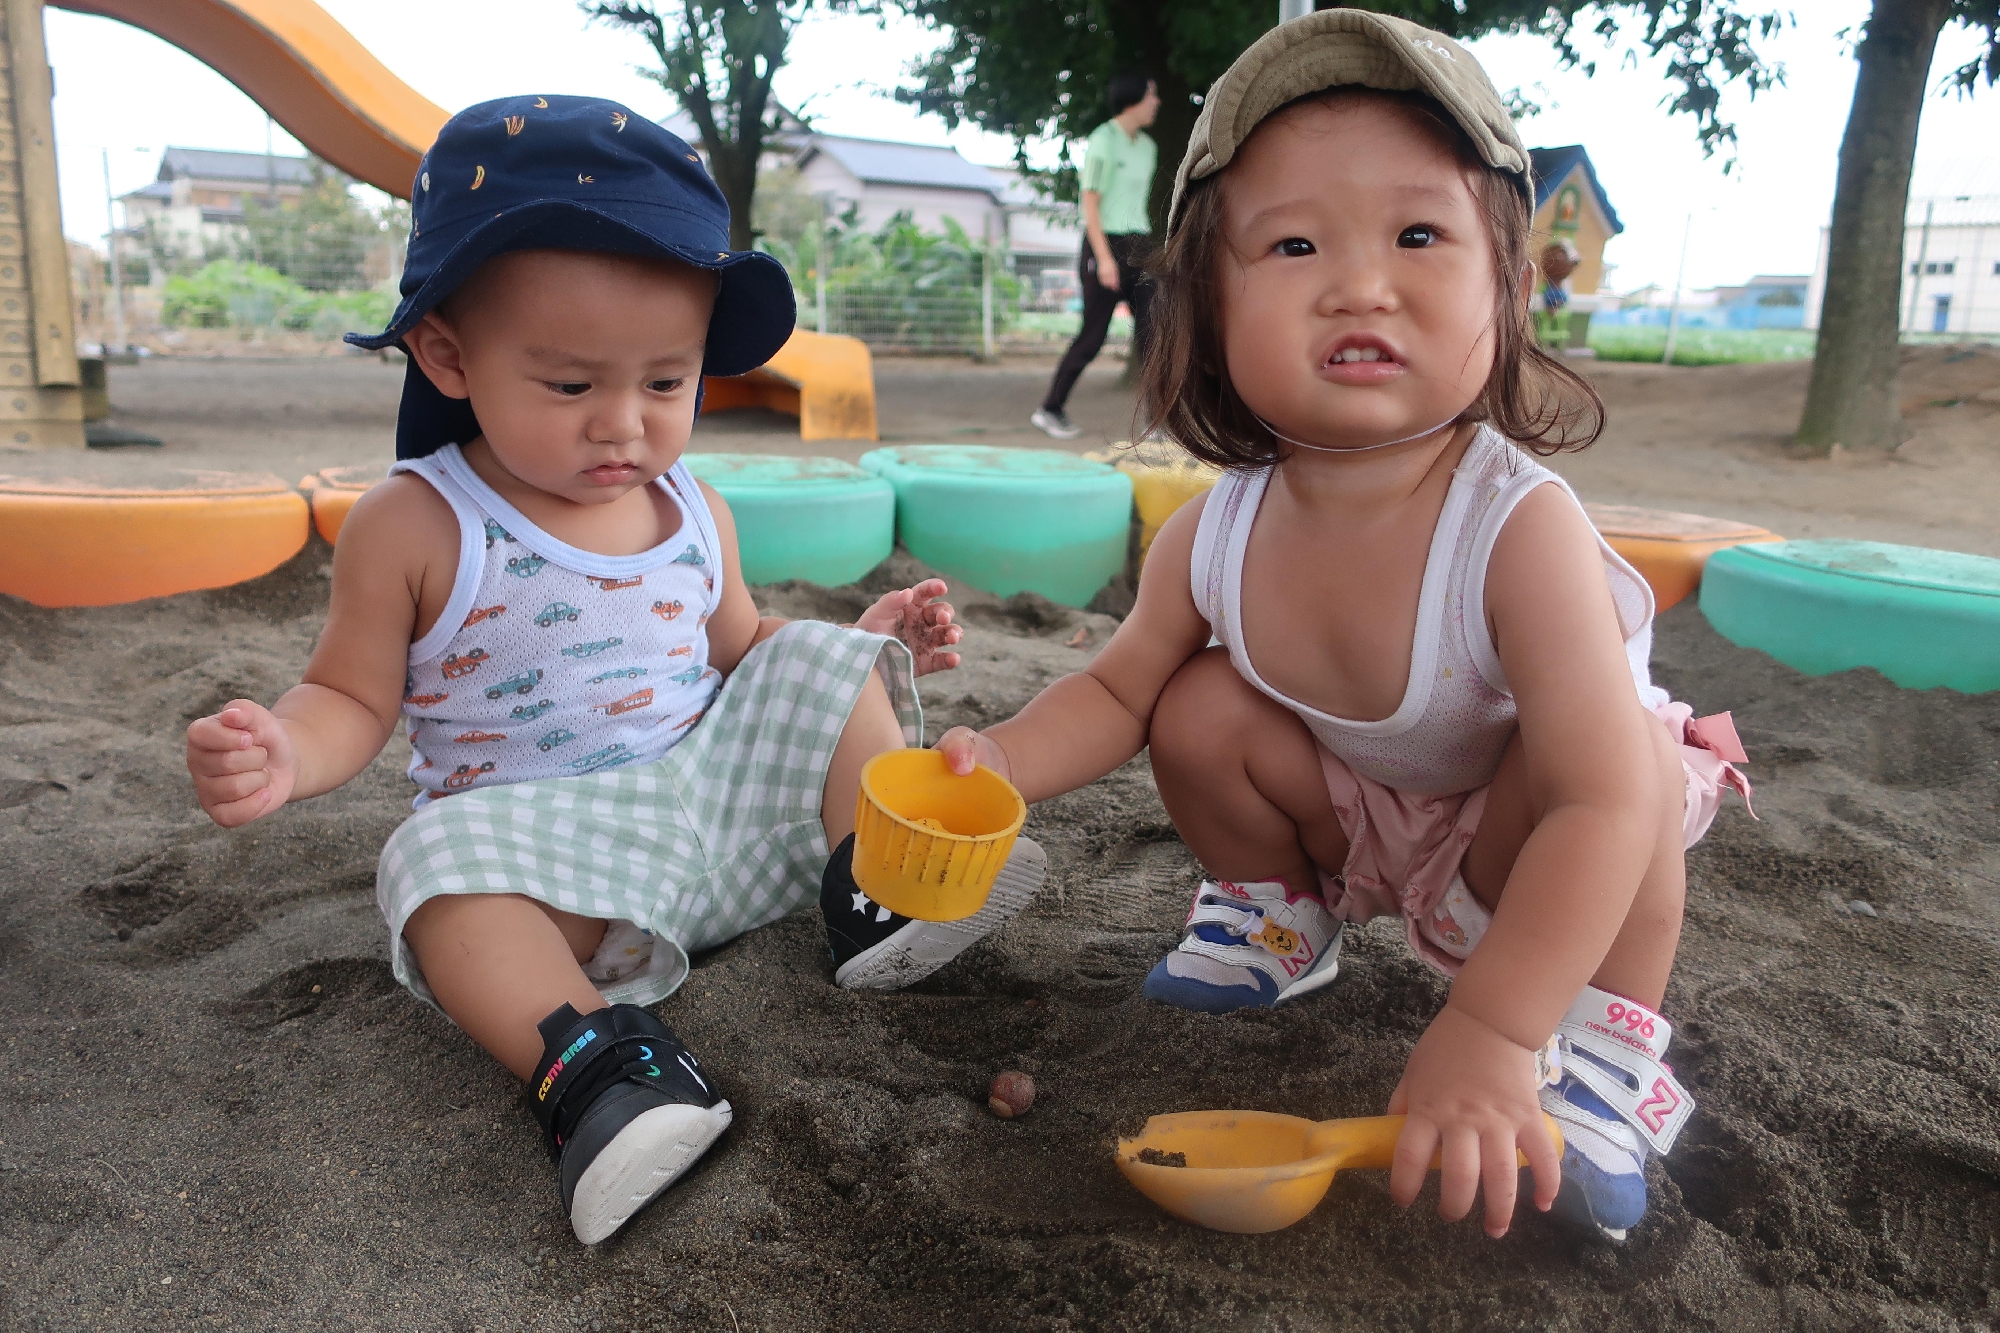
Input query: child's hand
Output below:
<box><xmin>1386</xmin><ymin>1003</ymin><xmax>1562</xmax><ymax>1238</ymax></box>
<box><xmin>186</xmin><ymin>700</ymin><xmax>299</xmax><ymax>828</ymax></box>
<box><xmin>934</xmin><ymin>726</ymin><xmax>1012</xmax><ymax>781</ymax></box>
<box><xmin>855</xmin><ymin>578</ymin><xmax>962</xmax><ymax>676</ymax></box>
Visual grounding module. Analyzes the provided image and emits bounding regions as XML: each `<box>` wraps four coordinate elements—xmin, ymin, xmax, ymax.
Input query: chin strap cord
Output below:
<box><xmin>1252</xmin><ymin>413</ymin><xmax>1463</xmax><ymax>455</ymax></box>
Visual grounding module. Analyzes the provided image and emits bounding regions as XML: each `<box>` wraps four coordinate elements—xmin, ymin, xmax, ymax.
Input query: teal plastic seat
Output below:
<box><xmin>858</xmin><ymin>446</ymin><xmax>1134</xmax><ymax>607</ymax></box>
<box><xmin>1700</xmin><ymin>539</ymin><xmax>2000</xmax><ymax>693</ymax></box>
<box><xmin>680</xmin><ymin>454</ymin><xmax>894</xmax><ymax>587</ymax></box>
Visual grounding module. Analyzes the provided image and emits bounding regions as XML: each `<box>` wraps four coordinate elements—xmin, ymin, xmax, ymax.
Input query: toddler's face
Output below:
<box><xmin>1214</xmin><ymin>96</ymin><xmax>1505</xmax><ymax>451</ymax></box>
<box><xmin>429</xmin><ymin>249</ymin><xmax>717</xmax><ymax>505</ymax></box>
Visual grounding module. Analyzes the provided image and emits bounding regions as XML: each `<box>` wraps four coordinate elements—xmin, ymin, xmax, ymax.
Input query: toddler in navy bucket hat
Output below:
<box><xmin>183</xmin><ymin>95</ymin><xmax>1048</xmax><ymax>1245</ymax></box>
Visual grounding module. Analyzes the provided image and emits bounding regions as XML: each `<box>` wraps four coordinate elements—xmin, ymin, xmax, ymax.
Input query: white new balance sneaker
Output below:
<box><xmin>1539</xmin><ymin>985</ymin><xmax>1696</xmax><ymax>1241</ymax></box>
<box><xmin>1142</xmin><ymin>879</ymin><xmax>1343</xmax><ymax>1013</ymax></box>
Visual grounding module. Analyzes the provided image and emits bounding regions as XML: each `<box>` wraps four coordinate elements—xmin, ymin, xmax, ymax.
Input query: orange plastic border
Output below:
<box><xmin>1584</xmin><ymin>503</ymin><xmax>1783</xmax><ymax>611</ymax></box>
<box><xmin>303</xmin><ymin>465</ymin><xmax>383</xmax><ymax>545</ymax></box>
<box><xmin>0</xmin><ymin>471</ymin><xmax>308</xmax><ymax>607</ymax></box>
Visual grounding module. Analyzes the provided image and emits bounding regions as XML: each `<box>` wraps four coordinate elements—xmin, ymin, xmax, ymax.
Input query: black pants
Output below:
<box><xmin>1042</xmin><ymin>231</ymin><xmax>1154</xmax><ymax>414</ymax></box>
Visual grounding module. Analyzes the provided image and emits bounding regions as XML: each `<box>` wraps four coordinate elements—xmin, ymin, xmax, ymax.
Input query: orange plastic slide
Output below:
<box><xmin>52</xmin><ymin>0</ymin><xmax>449</xmax><ymax>196</ymax></box>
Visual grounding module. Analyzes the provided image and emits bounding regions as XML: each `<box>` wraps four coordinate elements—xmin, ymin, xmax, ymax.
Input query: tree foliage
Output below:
<box><xmin>889</xmin><ymin>1</ymin><xmax>1803</xmax><ymax>230</ymax></box>
<box><xmin>584</xmin><ymin>0</ymin><xmax>810</xmax><ymax>249</ymax></box>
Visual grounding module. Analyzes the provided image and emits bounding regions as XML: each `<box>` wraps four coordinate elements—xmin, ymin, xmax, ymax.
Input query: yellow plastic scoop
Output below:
<box><xmin>1115</xmin><ymin>1110</ymin><xmax>1563</xmax><ymax>1234</ymax></box>
<box><xmin>851</xmin><ymin>748</ymin><xmax>1026</xmax><ymax>922</ymax></box>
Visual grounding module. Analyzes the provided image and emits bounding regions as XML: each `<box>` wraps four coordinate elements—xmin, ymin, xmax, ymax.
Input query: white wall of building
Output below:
<box><xmin>1807</xmin><ymin>196</ymin><xmax>2000</xmax><ymax>335</ymax></box>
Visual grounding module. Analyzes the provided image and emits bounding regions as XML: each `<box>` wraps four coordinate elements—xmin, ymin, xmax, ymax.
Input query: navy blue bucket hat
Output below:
<box><xmin>346</xmin><ymin>94</ymin><xmax>795</xmax><ymax>459</ymax></box>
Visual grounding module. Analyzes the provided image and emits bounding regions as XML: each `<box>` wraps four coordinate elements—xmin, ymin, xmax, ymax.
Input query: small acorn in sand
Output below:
<box><xmin>987</xmin><ymin>1070</ymin><xmax>1035</xmax><ymax>1119</ymax></box>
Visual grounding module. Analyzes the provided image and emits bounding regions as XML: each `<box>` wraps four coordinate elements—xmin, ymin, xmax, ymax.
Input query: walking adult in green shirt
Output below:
<box><xmin>1032</xmin><ymin>70</ymin><xmax>1159</xmax><ymax>440</ymax></box>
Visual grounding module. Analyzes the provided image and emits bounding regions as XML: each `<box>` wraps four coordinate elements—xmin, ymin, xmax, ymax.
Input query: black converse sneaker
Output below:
<box><xmin>529</xmin><ymin>1002</ymin><xmax>731</xmax><ymax>1244</ymax></box>
<box><xmin>821</xmin><ymin>832</ymin><xmax>1047</xmax><ymax>989</ymax></box>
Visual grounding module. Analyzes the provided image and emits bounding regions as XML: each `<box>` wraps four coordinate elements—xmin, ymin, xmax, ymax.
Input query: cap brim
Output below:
<box><xmin>344</xmin><ymin>198</ymin><xmax>795</xmax><ymax>378</ymax></box>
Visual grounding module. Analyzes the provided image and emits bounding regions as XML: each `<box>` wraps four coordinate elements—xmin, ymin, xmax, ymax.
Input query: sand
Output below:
<box><xmin>2</xmin><ymin>533</ymin><xmax>1997</xmax><ymax>1332</ymax></box>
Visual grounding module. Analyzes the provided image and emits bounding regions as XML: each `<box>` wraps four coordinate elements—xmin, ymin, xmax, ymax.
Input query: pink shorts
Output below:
<box><xmin>1315</xmin><ymin>704</ymin><xmax>1751</xmax><ymax>976</ymax></box>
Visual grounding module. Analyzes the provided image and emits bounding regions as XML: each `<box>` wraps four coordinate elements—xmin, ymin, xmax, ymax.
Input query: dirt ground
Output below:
<box><xmin>1</xmin><ymin>348</ymin><xmax>1997</xmax><ymax>1330</ymax></box>
<box><xmin>5</xmin><ymin>342</ymin><xmax>1998</xmax><ymax>556</ymax></box>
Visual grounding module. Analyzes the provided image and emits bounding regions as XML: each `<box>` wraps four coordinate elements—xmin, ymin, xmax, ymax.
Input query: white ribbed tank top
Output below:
<box><xmin>391</xmin><ymin>445</ymin><xmax>725</xmax><ymax>806</ymax></box>
<box><xmin>1191</xmin><ymin>426</ymin><xmax>1668</xmax><ymax>797</ymax></box>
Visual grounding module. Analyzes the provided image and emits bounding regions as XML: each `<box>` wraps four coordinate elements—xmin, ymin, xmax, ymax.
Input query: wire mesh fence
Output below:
<box><xmin>73</xmin><ymin>155</ymin><xmax>1131</xmax><ymax>360</ymax></box>
<box><xmin>757</xmin><ymin>196</ymin><xmax>1129</xmax><ymax>359</ymax></box>
<box><xmin>74</xmin><ymin>155</ymin><xmax>407</xmax><ymax>354</ymax></box>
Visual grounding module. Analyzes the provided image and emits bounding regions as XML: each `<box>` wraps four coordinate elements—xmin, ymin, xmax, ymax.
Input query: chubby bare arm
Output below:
<box><xmin>185</xmin><ymin>475</ymin><xmax>452</xmax><ymax>825</ymax></box>
<box><xmin>1444</xmin><ymin>483</ymin><xmax>1664</xmax><ymax>1049</ymax></box>
<box><xmin>696</xmin><ymin>481</ymin><xmax>775</xmax><ymax>678</ymax></box>
<box><xmin>939</xmin><ymin>495</ymin><xmax>1214</xmax><ymax>802</ymax></box>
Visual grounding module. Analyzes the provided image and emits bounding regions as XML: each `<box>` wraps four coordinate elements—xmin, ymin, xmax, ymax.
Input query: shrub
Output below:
<box><xmin>160</xmin><ymin>260</ymin><xmax>395</xmax><ymax>337</ymax></box>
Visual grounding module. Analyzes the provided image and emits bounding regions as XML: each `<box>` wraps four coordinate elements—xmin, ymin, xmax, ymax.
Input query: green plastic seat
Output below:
<box><xmin>680</xmin><ymin>453</ymin><xmax>894</xmax><ymax>587</ymax></box>
<box><xmin>1700</xmin><ymin>539</ymin><xmax>2000</xmax><ymax>693</ymax></box>
<box><xmin>858</xmin><ymin>446</ymin><xmax>1135</xmax><ymax>607</ymax></box>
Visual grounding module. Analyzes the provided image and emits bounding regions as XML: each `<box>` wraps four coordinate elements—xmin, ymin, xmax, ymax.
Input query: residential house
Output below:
<box><xmin>116</xmin><ymin>147</ymin><xmax>314</xmax><ymax>282</ymax></box>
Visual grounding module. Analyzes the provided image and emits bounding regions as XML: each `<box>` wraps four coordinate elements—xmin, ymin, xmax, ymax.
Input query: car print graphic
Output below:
<box><xmin>534</xmin><ymin>601</ymin><xmax>582</xmax><ymax>627</ymax></box>
<box><xmin>483</xmin><ymin>519</ymin><xmax>513</xmax><ymax>548</ymax></box>
<box><xmin>650</xmin><ymin>599</ymin><xmax>684</xmax><ymax>621</ymax></box>
<box><xmin>670</xmin><ymin>543</ymin><xmax>705</xmax><ymax>567</ymax></box>
<box><xmin>505</xmin><ymin>554</ymin><xmax>548</xmax><ymax>578</ymax></box>
<box><xmin>484</xmin><ymin>668</ymin><xmax>544</xmax><ymax>699</ymax></box>
<box><xmin>588</xmin><ymin>666</ymin><xmax>647</xmax><ymax>683</ymax></box>
<box><xmin>404</xmin><ymin>691</ymin><xmax>450</xmax><ymax>708</ymax></box>
<box><xmin>510</xmin><ymin>698</ymin><xmax>556</xmax><ymax>721</ymax></box>
<box><xmin>587</xmin><ymin>574</ymin><xmax>643</xmax><ymax>592</ymax></box>
<box><xmin>592</xmin><ymin>688</ymin><xmax>654</xmax><ymax>717</ymax></box>
<box><xmin>561</xmin><ymin>637</ymin><xmax>623</xmax><ymax>659</ymax></box>
<box><xmin>536</xmin><ymin>728</ymin><xmax>579</xmax><ymax>752</ymax></box>
<box><xmin>667</xmin><ymin>665</ymin><xmax>709</xmax><ymax>685</ymax></box>
<box><xmin>453</xmin><ymin>729</ymin><xmax>507</xmax><ymax>744</ymax></box>
<box><xmin>672</xmin><ymin>709</ymin><xmax>706</xmax><ymax>731</ymax></box>
<box><xmin>665</xmin><ymin>645</ymin><xmax>692</xmax><ymax>658</ymax></box>
<box><xmin>441</xmin><ymin>648</ymin><xmax>489</xmax><ymax>679</ymax></box>
<box><xmin>444</xmin><ymin>761</ymin><xmax>497</xmax><ymax>790</ymax></box>
<box><xmin>461</xmin><ymin>604</ymin><xmax>505</xmax><ymax>628</ymax></box>
<box><xmin>563</xmin><ymin>742</ymin><xmax>633</xmax><ymax>773</ymax></box>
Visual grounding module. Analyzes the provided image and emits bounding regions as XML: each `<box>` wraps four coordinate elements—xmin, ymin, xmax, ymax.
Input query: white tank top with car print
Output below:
<box><xmin>391</xmin><ymin>444</ymin><xmax>724</xmax><ymax>805</ymax></box>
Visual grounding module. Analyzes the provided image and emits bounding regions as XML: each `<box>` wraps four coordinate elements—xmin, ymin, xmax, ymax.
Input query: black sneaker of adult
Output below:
<box><xmin>529</xmin><ymin>1002</ymin><xmax>732</xmax><ymax>1244</ymax></box>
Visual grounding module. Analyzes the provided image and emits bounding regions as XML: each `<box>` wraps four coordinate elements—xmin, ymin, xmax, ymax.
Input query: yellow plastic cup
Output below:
<box><xmin>852</xmin><ymin>748</ymin><xmax>1026</xmax><ymax>921</ymax></box>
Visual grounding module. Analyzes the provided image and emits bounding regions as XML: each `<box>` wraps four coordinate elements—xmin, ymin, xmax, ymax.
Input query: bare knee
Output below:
<box><xmin>1151</xmin><ymin>646</ymin><xmax>1261</xmax><ymax>768</ymax></box>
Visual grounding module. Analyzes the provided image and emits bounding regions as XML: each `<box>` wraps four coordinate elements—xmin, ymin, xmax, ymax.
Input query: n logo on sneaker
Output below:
<box><xmin>1635</xmin><ymin>1077</ymin><xmax>1681</xmax><ymax>1135</ymax></box>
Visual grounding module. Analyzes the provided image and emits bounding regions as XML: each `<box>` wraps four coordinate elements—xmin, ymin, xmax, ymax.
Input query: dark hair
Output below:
<box><xmin>1106</xmin><ymin>70</ymin><xmax>1153</xmax><ymax>116</ymax></box>
<box><xmin>1140</xmin><ymin>88</ymin><xmax>1604</xmax><ymax>469</ymax></box>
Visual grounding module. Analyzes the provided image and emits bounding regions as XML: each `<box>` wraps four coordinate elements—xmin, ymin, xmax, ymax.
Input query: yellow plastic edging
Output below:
<box><xmin>303</xmin><ymin>466</ymin><xmax>385</xmax><ymax>545</ymax></box>
<box><xmin>0</xmin><ymin>471</ymin><xmax>308</xmax><ymax>607</ymax></box>
<box><xmin>1086</xmin><ymin>443</ymin><xmax>1220</xmax><ymax>562</ymax></box>
<box><xmin>703</xmin><ymin>328</ymin><xmax>879</xmax><ymax>442</ymax></box>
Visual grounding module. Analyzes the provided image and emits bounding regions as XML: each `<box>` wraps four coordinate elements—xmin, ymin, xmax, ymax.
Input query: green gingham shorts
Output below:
<box><xmin>375</xmin><ymin>620</ymin><xmax>921</xmax><ymax>1009</ymax></box>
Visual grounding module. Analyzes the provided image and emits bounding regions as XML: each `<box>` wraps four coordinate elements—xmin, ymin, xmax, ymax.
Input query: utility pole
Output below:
<box><xmin>1279</xmin><ymin>0</ymin><xmax>1313</xmax><ymax>20</ymax></box>
<box><xmin>100</xmin><ymin>148</ymin><xmax>127</xmax><ymax>355</ymax></box>
<box><xmin>815</xmin><ymin>192</ymin><xmax>829</xmax><ymax>335</ymax></box>
<box><xmin>1662</xmin><ymin>211</ymin><xmax>1694</xmax><ymax>366</ymax></box>
<box><xmin>1902</xmin><ymin>198</ymin><xmax>1934</xmax><ymax>335</ymax></box>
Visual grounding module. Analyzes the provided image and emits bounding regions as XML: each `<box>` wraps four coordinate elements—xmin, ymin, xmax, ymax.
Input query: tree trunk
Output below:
<box><xmin>1795</xmin><ymin>0</ymin><xmax>1952</xmax><ymax>452</ymax></box>
<box><xmin>709</xmin><ymin>142</ymin><xmax>760</xmax><ymax>253</ymax></box>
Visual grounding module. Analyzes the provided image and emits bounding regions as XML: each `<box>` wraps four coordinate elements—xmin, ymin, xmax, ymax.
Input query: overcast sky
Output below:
<box><xmin>42</xmin><ymin>1</ymin><xmax>1998</xmax><ymax>294</ymax></box>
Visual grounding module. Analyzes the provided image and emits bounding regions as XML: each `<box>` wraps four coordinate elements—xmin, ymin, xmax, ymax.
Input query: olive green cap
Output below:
<box><xmin>1167</xmin><ymin>10</ymin><xmax>1529</xmax><ymax>237</ymax></box>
